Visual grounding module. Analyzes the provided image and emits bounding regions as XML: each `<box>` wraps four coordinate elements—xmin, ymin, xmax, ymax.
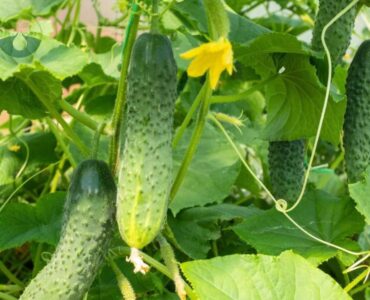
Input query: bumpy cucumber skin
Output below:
<box><xmin>20</xmin><ymin>160</ymin><xmax>116</xmax><ymax>300</ymax></box>
<box><xmin>311</xmin><ymin>0</ymin><xmax>357</xmax><ymax>67</ymax></box>
<box><xmin>268</xmin><ymin>140</ymin><xmax>305</xmax><ymax>203</ymax></box>
<box><xmin>344</xmin><ymin>40</ymin><xmax>370</xmax><ymax>183</ymax></box>
<box><xmin>117</xmin><ymin>33</ymin><xmax>177</xmax><ymax>249</ymax></box>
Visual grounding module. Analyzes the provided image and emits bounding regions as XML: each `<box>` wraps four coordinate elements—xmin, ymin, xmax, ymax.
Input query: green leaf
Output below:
<box><xmin>263</xmin><ymin>55</ymin><xmax>346</xmax><ymax>144</ymax></box>
<box><xmin>233</xmin><ymin>190</ymin><xmax>363</xmax><ymax>265</ymax></box>
<box><xmin>0</xmin><ymin>192</ymin><xmax>65</xmax><ymax>251</ymax></box>
<box><xmin>168</xmin><ymin>204</ymin><xmax>257</xmax><ymax>259</ymax></box>
<box><xmin>170</xmin><ymin>123</ymin><xmax>240</xmax><ymax>215</ymax></box>
<box><xmin>0</xmin><ymin>33</ymin><xmax>88</xmax><ymax>80</ymax></box>
<box><xmin>172</xmin><ymin>0</ymin><xmax>268</xmax><ymax>43</ymax></box>
<box><xmin>0</xmin><ymin>76</ymin><xmax>47</xmax><ymax>118</ymax></box>
<box><xmin>0</xmin><ymin>68</ymin><xmax>62</xmax><ymax>118</ymax></box>
<box><xmin>181</xmin><ymin>251</ymin><xmax>351</xmax><ymax>300</ymax></box>
<box><xmin>349</xmin><ymin>167</ymin><xmax>370</xmax><ymax>224</ymax></box>
<box><xmin>0</xmin><ymin>0</ymin><xmax>64</xmax><ymax>22</ymax></box>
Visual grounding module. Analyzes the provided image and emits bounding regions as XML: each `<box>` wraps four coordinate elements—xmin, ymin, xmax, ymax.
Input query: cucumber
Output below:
<box><xmin>343</xmin><ymin>40</ymin><xmax>370</xmax><ymax>183</ymax></box>
<box><xmin>20</xmin><ymin>160</ymin><xmax>116</xmax><ymax>300</ymax></box>
<box><xmin>117</xmin><ymin>33</ymin><xmax>177</xmax><ymax>250</ymax></box>
<box><xmin>311</xmin><ymin>0</ymin><xmax>358</xmax><ymax>80</ymax></box>
<box><xmin>268</xmin><ymin>140</ymin><xmax>305</xmax><ymax>203</ymax></box>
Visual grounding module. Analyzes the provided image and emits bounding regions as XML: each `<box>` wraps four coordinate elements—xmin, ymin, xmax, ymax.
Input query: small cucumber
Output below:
<box><xmin>20</xmin><ymin>160</ymin><xmax>116</xmax><ymax>300</ymax></box>
<box><xmin>343</xmin><ymin>40</ymin><xmax>370</xmax><ymax>182</ymax></box>
<box><xmin>117</xmin><ymin>32</ymin><xmax>177</xmax><ymax>250</ymax></box>
<box><xmin>268</xmin><ymin>140</ymin><xmax>305</xmax><ymax>203</ymax></box>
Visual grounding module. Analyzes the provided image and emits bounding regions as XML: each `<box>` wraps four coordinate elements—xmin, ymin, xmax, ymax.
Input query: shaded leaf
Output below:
<box><xmin>168</xmin><ymin>204</ymin><xmax>257</xmax><ymax>259</ymax></box>
<box><xmin>0</xmin><ymin>192</ymin><xmax>65</xmax><ymax>251</ymax></box>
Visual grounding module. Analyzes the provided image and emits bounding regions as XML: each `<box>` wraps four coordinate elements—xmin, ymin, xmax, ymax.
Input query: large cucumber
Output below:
<box><xmin>20</xmin><ymin>160</ymin><xmax>116</xmax><ymax>300</ymax></box>
<box><xmin>268</xmin><ymin>140</ymin><xmax>305</xmax><ymax>203</ymax></box>
<box><xmin>117</xmin><ymin>33</ymin><xmax>177</xmax><ymax>250</ymax></box>
<box><xmin>343</xmin><ymin>40</ymin><xmax>370</xmax><ymax>183</ymax></box>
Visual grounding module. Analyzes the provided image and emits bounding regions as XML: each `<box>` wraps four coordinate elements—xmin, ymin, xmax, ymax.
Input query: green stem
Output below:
<box><xmin>0</xmin><ymin>261</ymin><xmax>24</xmax><ymax>288</ymax></box>
<box><xmin>110</xmin><ymin>247</ymin><xmax>197</xmax><ymax>300</ymax></box>
<box><xmin>349</xmin><ymin>280</ymin><xmax>370</xmax><ymax>295</ymax></box>
<box><xmin>46</xmin><ymin>118</ymin><xmax>77</xmax><ymax>167</ymax></box>
<box><xmin>67</xmin><ymin>0</ymin><xmax>81</xmax><ymax>46</ymax></box>
<box><xmin>0</xmin><ymin>292</ymin><xmax>17</xmax><ymax>300</ymax></box>
<box><xmin>151</xmin><ymin>0</ymin><xmax>160</xmax><ymax>33</ymax></box>
<box><xmin>209</xmin><ymin>76</ymin><xmax>276</xmax><ymax>104</ymax></box>
<box><xmin>17</xmin><ymin>75</ymin><xmax>89</xmax><ymax>157</ymax></box>
<box><xmin>32</xmin><ymin>243</ymin><xmax>44</xmax><ymax>278</ymax></box>
<box><xmin>173</xmin><ymin>82</ymin><xmax>207</xmax><ymax>148</ymax></box>
<box><xmin>0</xmin><ymin>285</ymin><xmax>21</xmax><ymax>292</ymax></box>
<box><xmin>344</xmin><ymin>268</ymin><xmax>369</xmax><ymax>292</ymax></box>
<box><xmin>59</xmin><ymin>100</ymin><xmax>102</xmax><ymax>133</ymax></box>
<box><xmin>170</xmin><ymin>77</ymin><xmax>212</xmax><ymax>201</ymax></box>
<box><xmin>91</xmin><ymin>122</ymin><xmax>106</xmax><ymax>159</ymax></box>
<box><xmin>109</xmin><ymin>2</ymin><xmax>141</xmax><ymax>172</ymax></box>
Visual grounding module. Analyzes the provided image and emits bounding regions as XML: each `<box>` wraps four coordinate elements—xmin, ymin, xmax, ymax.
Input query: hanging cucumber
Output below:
<box><xmin>116</xmin><ymin>32</ymin><xmax>177</xmax><ymax>272</ymax></box>
<box><xmin>343</xmin><ymin>40</ymin><xmax>370</xmax><ymax>183</ymax></box>
<box><xmin>20</xmin><ymin>160</ymin><xmax>116</xmax><ymax>300</ymax></box>
<box><xmin>311</xmin><ymin>0</ymin><xmax>358</xmax><ymax>81</ymax></box>
<box><xmin>268</xmin><ymin>140</ymin><xmax>305</xmax><ymax>203</ymax></box>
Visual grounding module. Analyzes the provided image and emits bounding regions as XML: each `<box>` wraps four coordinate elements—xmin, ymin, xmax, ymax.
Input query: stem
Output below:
<box><xmin>109</xmin><ymin>3</ymin><xmax>141</xmax><ymax>172</ymax></box>
<box><xmin>173</xmin><ymin>83</ymin><xmax>207</xmax><ymax>148</ymax></box>
<box><xmin>151</xmin><ymin>0</ymin><xmax>160</xmax><ymax>33</ymax></box>
<box><xmin>46</xmin><ymin>118</ymin><xmax>77</xmax><ymax>167</ymax></box>
<box><xmin>209</xmin><ymin>76</ymin><xmax>276</xmax><ymax>104</ymax></box>
<box><xmin>170</xmin><ymin>77</ymin><xmax>212</xmax><ymax>201</ymax></box>
<box><xmin>32</xmin><ymin>243</ymin><xmax>44</xmax><ymax>278</ymax></box>
<box><xmin>0</xmin><ymin>292</ymin><xmax>17</xmax><ymax>300</ymax></box>
<box><xmin>0</xmin><ymin>261</ymin><xmax>24</xmax><ymax>288</ymax></box>
<box><xmin>59</xmin><ymin>100</ymin><xmax>102</xmax><ymax>133</ymax></box>
<box><xmin>110</xmin><ymin>247</ymin><xmax>197</xmax><ymax>300</ymax></box>
<box><xmin>349</xmin><ymin>280</ymin><xmax>370</xmax><ymax>295</ymax></box>
<box><xmin>91</xmin><ymin>122</ymin><xmax>106</xmax><ymax>159</ymax></box>
<box><xmin>17</xmin><ymin>75</ymin><xmax>89</xmax><ymax>157</ymax></box>
<box><xmin>344</xmin><ymin>268</ymin><xmax>369</xmax><ymax>292</ymax></box>
<box><xmin>67</xmin><ymin>0</ymin><xmax>81</xmax><ymax>46</ymax></box>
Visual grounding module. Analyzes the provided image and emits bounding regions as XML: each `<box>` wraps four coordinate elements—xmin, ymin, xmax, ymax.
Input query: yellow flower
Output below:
<box><xmin>8</xmin><ymin>144</ymin><xmax>21</xmax><ymax>152</ymax></box>
<box><xmin>180</xmin><ymin>37</ymin><xmax>233</xmax><ymax>89</ymax></box>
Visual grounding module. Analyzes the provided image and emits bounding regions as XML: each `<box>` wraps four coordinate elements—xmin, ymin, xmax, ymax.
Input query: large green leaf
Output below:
<box><xmin>233</xmin><ymin>190</ymin><xmax>363</xmax><ymax>265</ymax></box>
<box><xmin>181</xmin><ymin>251</ymin><xmax>351</xmax><ymax>300</ymax></box>
<box><xmin>235</xmin><ymin>33</ymin><xmax>345</xmax><ymax>144</ymax></box>
<box><xmin>349</xmin><ymin>167</ymin><xmax>370</xmax><ymax>224</ymax></box>
<box><xmin>170</xmin><ymin>123</ymin><xmax>240</xmax><ymax>214</ymax></box>
<box><xmin>168</xmin><ymin>204</ymin><xmax>257</xmax><ymax>259</ymax></box>
<box><xmin>0</xmin><ymin>192</ymin><xmax>65</xmax><ymax>251</ymax></box>
<box><xmin>263</xmin><ymin>54</ymin><xmax>345</xmax><ymax>144</ymax></box>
